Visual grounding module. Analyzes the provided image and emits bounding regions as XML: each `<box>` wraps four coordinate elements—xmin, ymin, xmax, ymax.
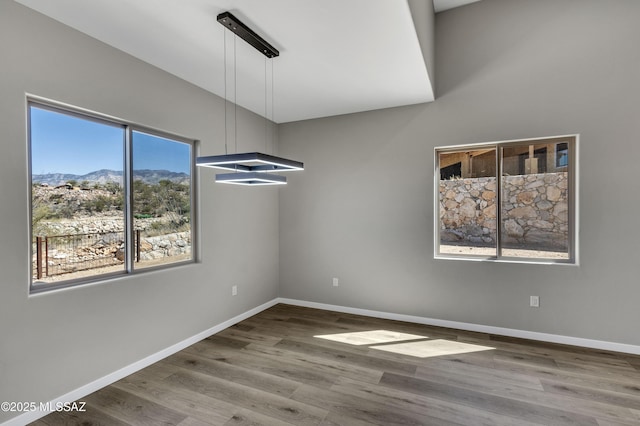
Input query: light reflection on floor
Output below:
<box><xmin>315</xmin><ymin>330</ymin><xmax>495</xmax><ymax>358</ymax></box>
<box><xmin>315</xmin><ymin>330</ymin><xmax>427</xmax><ymax>346</ymax></box>
<box><xmin>372</xmin><ymin>339</ymin><xmax>494</xmax><ymax>358</ymax></box>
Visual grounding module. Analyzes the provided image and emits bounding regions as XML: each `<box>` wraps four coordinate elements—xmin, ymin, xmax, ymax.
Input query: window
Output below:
<box><xmin>436</xmin><ymin>136</ymin><xmax>577</xmax><ymax>263</ymax></box>
<box><xmin>556</xmin><ymin>142</ymin><xmax>569</xmax><ymax>168</ymax></box>
<box><xmin>29</xmin><ymin>100</ymin><xmax>195</xmax><ymax>292</ymax></box>
<box><xmin>132</xmin><ymin>131</ymin><xmax>193</xmax><ymax>269</ymax></box>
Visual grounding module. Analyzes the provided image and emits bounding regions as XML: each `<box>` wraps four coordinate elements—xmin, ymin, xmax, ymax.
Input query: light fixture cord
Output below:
<box><xmin>264</xmin><ymin>56</ymin><xmax>268</xmax><ymax>154</ymax></box>
<box><xmin>223</xmin><ymin>27</ymin><xmax>228</xmax><ymax>155</ymax></box>
<box><xmin>271</xmin><ymin>58</ymin><xmax>275</xmax><ymax>154</ymax></box>
<box><xmin>234</xmin><ymin>34</ymin><xmax>238</xmax><ymax>156</ymax></box>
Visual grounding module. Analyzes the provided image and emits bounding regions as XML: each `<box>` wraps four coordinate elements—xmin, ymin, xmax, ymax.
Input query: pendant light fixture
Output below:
<box><xmin>197</xmin><ymin>11</ymin><xmax>303</xmax><ymax>185</ymax></box>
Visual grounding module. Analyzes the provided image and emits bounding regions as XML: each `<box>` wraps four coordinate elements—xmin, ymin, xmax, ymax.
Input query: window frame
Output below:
<box><xmin>434</xmin><ymin>135</ymin><xmax>578</xmax><ymax>265</ymax></box>
<box><xmin>28</xmin><ymin>97</ymin><xmax>198</xmax><ymax>294</ymax></box>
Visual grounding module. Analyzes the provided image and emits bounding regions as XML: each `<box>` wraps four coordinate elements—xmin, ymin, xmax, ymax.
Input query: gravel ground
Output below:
<box><xmin>439</xmin><ymin>244</ymin><xmax>569</xmax><ymax>259</ymax></box>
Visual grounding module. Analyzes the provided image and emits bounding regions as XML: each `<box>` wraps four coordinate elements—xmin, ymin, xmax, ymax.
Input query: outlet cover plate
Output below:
<box><xmin>530</xmin><ymin>295</ymin><xmax>540</xmax><ymax>307</ymax></box>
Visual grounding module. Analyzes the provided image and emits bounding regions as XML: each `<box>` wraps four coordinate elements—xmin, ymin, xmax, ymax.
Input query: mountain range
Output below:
<box><xmin>32</xmin><ymin>169</ymin><xmax>189</xmax><ymax>186</ymax></box>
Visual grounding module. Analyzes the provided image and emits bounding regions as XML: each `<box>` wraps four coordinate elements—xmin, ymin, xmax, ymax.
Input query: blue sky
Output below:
<box><xmin>132</xmin><ymin>131</ymin><xmax>191</xmax><ymax>174</ymax></box>
<box><xmin>30</xmin><ymin>106</ymin><xmax>191</xmax><ymax>175</ymax></box>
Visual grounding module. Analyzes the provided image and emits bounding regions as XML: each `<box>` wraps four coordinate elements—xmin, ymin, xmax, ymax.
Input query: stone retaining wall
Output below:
<box><xmin>439</xmin><ymin>172</ymin><xmax>568</xmax><ymax>250</ymax></box>
<box><xmin>440</xmin><ymin>177</ymin><xmax>497</xmax><ymax>245</ymax></box>
<box><xmin>37</xmin><ymin>215</ymin><xmax>168</xmax><ymax>235</ymax></box>
<box><xmin>137</xmin><ymin>231</ymin><xmax>191</xmax><ymax>261</ymax></box>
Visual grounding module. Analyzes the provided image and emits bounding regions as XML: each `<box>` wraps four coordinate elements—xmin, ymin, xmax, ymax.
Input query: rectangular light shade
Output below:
<box><xmin>215</xmin><ymin>172</ymin><xmax>287</xmax><ymax>186</ymax></box>
<box><xmin>197</xmin><ymin>152</ymin><xmax>303</xmax><ymax>173</ymax></box>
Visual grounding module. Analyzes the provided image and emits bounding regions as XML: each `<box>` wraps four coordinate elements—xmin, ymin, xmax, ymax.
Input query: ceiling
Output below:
<box><xmin>434</xmin><ymin>0</ymin><xmax>481</xmax><ymax>13</ymax></box>
<box><xmin>15</xmin><ymin>0</ymin><xmax>479</xmax><ymax>123</ymax></box>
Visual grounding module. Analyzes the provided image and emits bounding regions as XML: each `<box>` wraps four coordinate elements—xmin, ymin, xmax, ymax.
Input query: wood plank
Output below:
<box><xmin>540</xmin><ymin>379</ymin><xmax>640</xmax><ymax>410</ymax></box>
<box><xmin>292</xmin><ymin>383</ymin><xmax>459</xmax><ymax>426</ymax></box>
<box><xmin>491</xmin><ymin>335</ymin><xmax>633</xmax><ymax>360</ymax></box>
<box><xmin>493</xmin><ymin>349</ymin><xmax>560</xmax><ymax>369</ymax></box>
<box><xmin>222</xmin><ymin>408</ymin><xmax>299</xmax><ymax>426</ymax></box>
<box><xmin>164</xmin><ymin>369</ymin><xmax>327</xmax><ymax>425</ymax></box>
<box><xmin>623</xmin><ymin>356</ymin><xmax>640</xmax><ymax>371</ymax></box>
<box><xmin>242</xmin><ymin>320</ymin><xmax>347</xmax><ymax>342</ymax></box>
<box><xmin>274</xmin><ymin>338</ymin><xmax>417</xmax><ymax>375</ymax></box>
<box><xmin>216</xmin><ymin>326</ymin><xmax>283</xmax><ymax>346</ymax></box>
<box><xmin>178</xmin><ymin>416</ymin><xmax>221</xmax><ymax>426</ymax></box>
<box><xmin>230</xmin><ymin>323</ymin><xmax>255</xmax><ymax>332</ymax></box>
<box><xmin>83</xmin><ymin>386</ymin><xmax>188</xmax><ymax>425</ymax></box>
<box><xmin>416</xmin><ymin>364</ymin><xmax>543</xmax><ymax>392</ymax></box>
<box><xmin>415</xmin><ymin>358</ymin><xmax>545</xmax><ymax>391</ymax></box>
<box><xmin>240</xmin><ymin>343</ymin><xmax>384</xmax><ymax>385</ymax></box>
<box><xmin>163</xmin><ymin>351</ymin><xmax>301</xmax><ymax>398</ymax></box>
<box><xmin>487</xmin><ymin>354</ymin><xmax>640</xmax><ymax>391</ymax></box>
<box><xmin>319</xmin><ymin>412</ymin><xmax>389</xmax><ymax>426</ymax></box>
<box><xmin>182</xmin><ymin>342</ymin><xmax>346</xmax><ymax>389</ymax></box>
<box><xmin>413</xmin><ymin>363</ymin><xmax>639</xmax><ymax>424</ymax></box>
<box><xmin>331</xmin><ymin>376</ymin><xmax>541</xmax><ymax>426</ymax></box>
<box><xmin>124</xmin><ymin>359</ymin><xmax>183</xmax><ymax>382</ymax></box>
<box><xmin>595</xmin><ymin>419</ymin><xmax>640</xmax><ymax>426</ymax></box>
<box><xmin>554</xmin><ymin>358</ymin><xmax>640</xmax><ymax>381</ymax></box>
<box><xmin>29</xmin><ymin>403</ymin><xmax>129</xmax><ymax>426</ymax></box>
<box><xmin>380</xmin><ymin>371</ymin><xmax>600</xmax><ymax>426</ymax></box>
<box><xmin>113</xmin><ymin>368</ymin><xmax>235</xmax><ymax>425</ymax></box>
<box><xmin>204</xmin><ymin>335</ymin><xmax>251</xmax><ymax>350</ymax></box>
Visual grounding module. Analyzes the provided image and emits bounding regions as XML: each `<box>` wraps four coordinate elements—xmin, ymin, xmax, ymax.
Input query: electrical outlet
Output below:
<box><xmin>530</xmin><ymin>295</ymin><xmax>540</xmax><ymax>307</ymax></box>
<box><xmin>332</xmin><ymin>277</ymin><xmax>339</xmax><ymax>287</ymax></box>
<box><xmin>232</xmin><ymin>285</ymin><xmax>238</xmax><ymax>296</ymax></box>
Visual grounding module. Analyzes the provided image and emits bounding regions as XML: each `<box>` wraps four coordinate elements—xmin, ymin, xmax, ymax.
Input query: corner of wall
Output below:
<box><xmin>407</xmin><ymin>0</ymin><xmax>436</xmax><ymax>96</ymax></box>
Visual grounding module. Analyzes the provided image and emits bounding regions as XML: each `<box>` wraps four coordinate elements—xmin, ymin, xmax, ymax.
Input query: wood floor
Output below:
<box><xmin>33</xmin><ymin>304</ymin><xmax>640</xmax><ymax>425</ymax></box>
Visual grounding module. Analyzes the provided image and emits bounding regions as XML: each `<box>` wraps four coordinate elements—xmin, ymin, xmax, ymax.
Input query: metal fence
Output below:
<box><xmin>33</xmin><ymin>231</ymin><xmax>141</xmax><ymax>279</ymax></box>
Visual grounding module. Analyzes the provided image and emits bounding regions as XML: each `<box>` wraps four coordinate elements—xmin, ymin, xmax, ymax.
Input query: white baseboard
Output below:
<box><xmin>277</xmin><ymin>298</ymin><xmax>640</xmax><ymax>356</ymax></box>
<box><xmin>2</xmin><ymin>298</ymin><xmax>280</xmax><ymax>426</ymax></box>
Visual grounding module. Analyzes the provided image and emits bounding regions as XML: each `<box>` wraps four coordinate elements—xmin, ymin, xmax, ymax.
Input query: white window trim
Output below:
<box><xmin>434</xmin><ymin>135</ymin><xmax>579</xmax><ymax>265</ymax></box>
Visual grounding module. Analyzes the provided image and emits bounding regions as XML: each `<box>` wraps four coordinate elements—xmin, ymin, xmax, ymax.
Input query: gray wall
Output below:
<box><xmin>279</xmin><ymin>0</ymin><xmax>640</xmax><ymax>346</ymax></box>
<box><xmin>0</xmin><ymin>2</ymin><xmax>280</xmax><ymax>422</ymax></box>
